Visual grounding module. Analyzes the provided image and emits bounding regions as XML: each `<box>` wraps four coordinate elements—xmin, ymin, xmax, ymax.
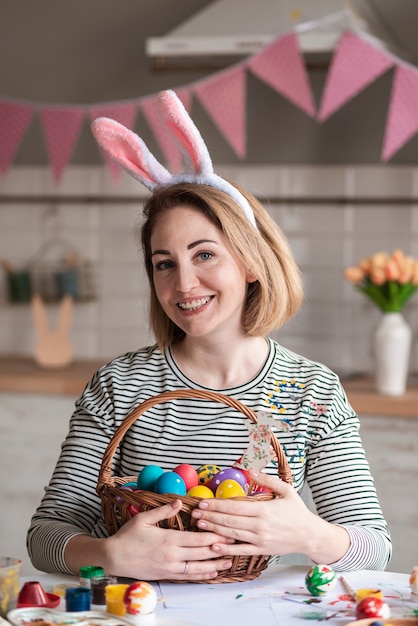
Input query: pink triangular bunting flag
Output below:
<box><xmin>381</xmin><ymin>64</ymin><xmax>418</xmax><ymax>161</ymax></box>
<box><xmin>141</xmin><ymin>96</ymin><xmax>182</xmax><ymax>172</ymax></box>
<box><xmin>174</xmin><ymin>87</ymin><xmax>192</xmax><ymax>113</ymax></box>
<box><xmin>248</xmin><ymin>31</ymin><xmax>316</xmax><ymax>117</ymax></box>
<box><xmin>194</xmin><ymin>67</ymin><xmax>247</xmax><ymax>158</ymax></box>
<box><xmin>0</xmin><ymin>100</ymin><xmax>33</xmax><ymax>174</ymax></box>
<box><xmin>89</xmin><ymin>102</ymin><xmax>138</xmax><ymax>181</ymax></box>
<box><xmin>318</xmin><ymin>32</ymin><xmax>394</xmax><ymax>121</ymax></box>
<box><xmin>40</xmin><ymin>106</ymin><xmax>85</xmax><ymax>183</ymax></box>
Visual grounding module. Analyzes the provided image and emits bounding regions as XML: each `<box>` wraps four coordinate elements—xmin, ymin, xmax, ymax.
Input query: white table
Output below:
<box><xmin>12</xmin><ymin>565</ymin><xmax>416</xmax><ymax>626</ymax></box>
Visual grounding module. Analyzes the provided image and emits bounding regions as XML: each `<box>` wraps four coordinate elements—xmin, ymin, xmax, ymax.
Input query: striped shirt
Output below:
<box><xmin>27</xmin><ymin>338</ymin><xmax>391</xmax><ymax>574</ymax></box>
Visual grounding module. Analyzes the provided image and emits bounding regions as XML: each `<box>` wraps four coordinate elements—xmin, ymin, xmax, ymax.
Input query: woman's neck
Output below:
<box><xmin>170</xmin><ymin>335</ymin><xmax>269</xmax><ymax>389</ymax></box>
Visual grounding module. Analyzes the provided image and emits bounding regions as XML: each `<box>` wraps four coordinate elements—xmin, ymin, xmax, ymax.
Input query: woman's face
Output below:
<box><xmin>150</xmin><ymin>205</ymin><xmax>250</xmax><ymax>342</ymax></box>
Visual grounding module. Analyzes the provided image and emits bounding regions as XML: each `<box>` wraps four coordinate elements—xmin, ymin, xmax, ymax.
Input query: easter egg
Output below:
<box><xmin>305</xmin><ymin>565</ymin><xmax>336</xmax><ymax>596</ymax></box>
<box><xmin>123</xmin><ymin>481</ymin><xmax>139</xmax><ymax>489</ymax></box>
<box><xmin>173</xmin><ymin>463</ymin><xmax>199</xmax><ymax>491</ymax></box>
<box><xmin>154</xmin><ymin>471</ymin><xmax>187</xmax><ymax>496</ymax></box>
<box><xmin>137</xmin><ymin>465</ymin><xmax>164</xmax><ymax>491</ymax></box>
<box><xmin>196</xmin><ymin>464</ymin><xmax>222</xmax><ymax>486</ymax></box>
<box><xmin>234</xmin><ymin>465</ymin><xmax>272</xmax><ymax>494</ymax></box>
<box><xmin>123</xmin><ymin>581</ymin><xmax>157</xmax><ymax>615</ymax></box>
<box><xmin>215</xmin><ymin>479</ymin><xmax>246</xmax><ymax>498</ymax></box>
<box><xmin>127</xmin><ymin>503</ymin><xmax>140</xmax><ymax>516</ymax></box>
<box><xmin>208</xmin><ymin>467</ymin><xmax>247</xmax><ymax>493</ymax></box>
<box><xmin>356</xmin><ymin>596</ymin><xmax>390</xmax><ymax>620</ymax></box>
<box><xmin>410</xmin><ymin>564</ymin><xmax>418</xmax><ymax>597</ymax></box>
<box><xmin>187</xmin><ymin>485</ymin><xmax>215</xmax><ymax>498</ymax></box>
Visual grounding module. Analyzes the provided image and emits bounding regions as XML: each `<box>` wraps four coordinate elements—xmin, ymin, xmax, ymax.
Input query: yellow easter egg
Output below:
<box><xmin>196</xmin><ymin>464</ymin><xmax>222</xmax><ymax>486</ymax></box>
<box><xmin>187</xmin><ymin>485</ymin><xmax>215</xmax><ymax>498</ymax></box>
<box><xmin>215</xmin><ymin>479</ymin><xmax>246</xmax><ymax>498</ymax></box>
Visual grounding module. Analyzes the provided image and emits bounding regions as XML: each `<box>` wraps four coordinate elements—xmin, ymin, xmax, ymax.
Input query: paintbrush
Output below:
<box><xmin>339</xmin><ymin>575</ymin><xmax>356</xmax><ymax>600</ymax></box>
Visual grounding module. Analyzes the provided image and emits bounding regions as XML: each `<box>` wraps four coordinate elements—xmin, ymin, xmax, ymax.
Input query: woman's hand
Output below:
<box><xmin>190</xmin><ymin>471</ymin><xmax>350</xmax><ymax>565</ymax></box>
<box><xmin>104</xmin><ymin>499</ymin><xmax>234</xmax><ymax>581</ymax></box>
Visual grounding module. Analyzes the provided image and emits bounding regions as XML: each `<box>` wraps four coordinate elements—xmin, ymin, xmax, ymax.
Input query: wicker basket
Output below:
<box><xmin>96</xmin><ymin>389</ymin><xmax>293</xmax><ymax>583</ymax></box>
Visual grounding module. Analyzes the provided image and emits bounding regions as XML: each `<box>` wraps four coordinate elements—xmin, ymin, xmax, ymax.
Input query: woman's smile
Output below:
<box><xmin>177</xmin><ymin>296</ymin><xmax>214</xmax><ymax>313</ymax></box>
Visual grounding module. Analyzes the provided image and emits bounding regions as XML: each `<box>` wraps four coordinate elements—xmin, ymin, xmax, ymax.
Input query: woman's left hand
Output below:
<box><xmin>190</xmin><ymin>470</ymin><xmax>319</xmax><ymax>558</ymax></box>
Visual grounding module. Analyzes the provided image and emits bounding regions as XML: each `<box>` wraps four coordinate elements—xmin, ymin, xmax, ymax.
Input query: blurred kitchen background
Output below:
<box><xmin>0</xmin><ymin>0</ymin><xmax>417</xmax><ymax>575</ymax></box>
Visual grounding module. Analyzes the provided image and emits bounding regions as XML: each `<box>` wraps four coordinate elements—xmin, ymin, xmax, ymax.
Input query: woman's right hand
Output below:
<box><xmin>104</xmin><ymin>499</ymin><xmax>234</xmax><ymax>581</ymax></box>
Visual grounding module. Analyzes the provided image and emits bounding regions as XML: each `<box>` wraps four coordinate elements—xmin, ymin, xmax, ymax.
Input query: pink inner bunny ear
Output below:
<box><xmin>91</xmin><ymin>118</ymin><xmax>171</xmax><ymax>189</ymax></box>
<box><xmin>158</xmin><ymin>90</ymin><xmax>213</xmax><ymax>177</ymax></box>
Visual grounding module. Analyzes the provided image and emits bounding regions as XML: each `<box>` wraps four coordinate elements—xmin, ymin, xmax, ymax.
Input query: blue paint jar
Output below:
<box><xmin>65</xmin><ymin>587</ymin><xmax>91</xmax><ymax>611</ymax></box>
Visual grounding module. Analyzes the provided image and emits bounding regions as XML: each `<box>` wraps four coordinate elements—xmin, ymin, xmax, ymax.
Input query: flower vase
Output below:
<box><xmin>373</xmin><ymin>312</ymin><xmax>412</xmax><ymax>396</ymax></box>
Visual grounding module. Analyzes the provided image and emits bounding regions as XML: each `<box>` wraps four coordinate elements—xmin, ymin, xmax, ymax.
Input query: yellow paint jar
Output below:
<box><xmin>105</xmin><ymin>583</ymin><xmax>129</xmax><ymax>616</ymax></box>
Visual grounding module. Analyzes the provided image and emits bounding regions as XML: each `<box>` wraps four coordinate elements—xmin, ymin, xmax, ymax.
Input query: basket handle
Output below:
<box><xmin>97</xmin><ymin>389</ymin><xmax>293</xmax><ymax>490</ymax></box>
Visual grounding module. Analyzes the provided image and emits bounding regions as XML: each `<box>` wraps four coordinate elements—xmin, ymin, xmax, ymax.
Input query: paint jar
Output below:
<box><xmin>6</xmin><ymin>271</ymin><xmax>32</xmax><ymax>303</ymax></box>
<box><xmin>91</xmin><ymin>575</ymin><xmax>118</xmax><ymax>605</ymax></box>
<box><xmin>105</xmin><ymin>584</ymin><xmax>129</xmax><ymax>616</ymax></box>
<box><xmin>65</xmin><ymin>587</ymin><xmax>91</xmax><ymax>611</ymax></box>
<box><xmin>0</xmin><ymin>557</ymin><xmax>22</xmax><ymax>617</ymax></box>
<box><xmin>79</xmin><ymin>565</ymin><xmax>105</xmax><ymax>588</ymax></box>
<box><xmin>56</xmin><ymin>268</ymin><xmax>79</xmax><ymax>299</ymax></box>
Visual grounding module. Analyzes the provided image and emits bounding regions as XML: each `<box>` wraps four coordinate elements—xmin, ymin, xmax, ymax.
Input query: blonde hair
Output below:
<box><xmin>141</xmin><ymin>183</ymin><xmax>303</xmax><ymax>348</ymax></box>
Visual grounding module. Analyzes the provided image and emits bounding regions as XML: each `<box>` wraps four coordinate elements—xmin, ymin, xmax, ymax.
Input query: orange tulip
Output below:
<box><xmin>344</xmin><ymin>267</ymin><xmax>364</xmax><ymax>283</ymax></box>
<box><xmin>370</xmin><ymin>268</ymin><xmax>386</xmax><ymax>285</ymax></box>
<box><xmin>392</xmin><ymin>248</ymin><xmax>405</xmax><ymax>267</ymax></box>
<box><xmin>385</xmin><ymin>259</ymin><xmax>400</xmax><ymax>281</ymax></box>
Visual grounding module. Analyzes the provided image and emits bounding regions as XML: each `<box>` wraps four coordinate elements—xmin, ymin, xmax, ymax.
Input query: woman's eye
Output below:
<box><xmin>155</xmin><ymin>259</ymin><xmax>175</xmax><ymax>271</ymax></box>
<box><xmin>197</xmin><ymin>251</ymin><xmax>213</xmax><ymax>261</ymax></box>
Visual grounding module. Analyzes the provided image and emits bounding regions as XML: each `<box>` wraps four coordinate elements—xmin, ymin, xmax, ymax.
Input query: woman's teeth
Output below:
<box><xmin>178</xmin><ymin>297</ymin><xmax>211</xmax><ymax>311</ymax></box>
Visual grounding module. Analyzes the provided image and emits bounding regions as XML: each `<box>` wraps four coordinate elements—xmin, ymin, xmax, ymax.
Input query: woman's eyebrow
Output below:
<box><xmin>151</xmin><ymin>239</ymin><xmax>218</xmax><ymax>256</ymax></box>
<box><xmin>188</xmin><ymin>239</ymin><xmax>217</xmax><ymax>250</ymax></box>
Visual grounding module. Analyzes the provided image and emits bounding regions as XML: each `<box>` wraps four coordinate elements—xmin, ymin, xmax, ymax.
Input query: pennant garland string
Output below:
<box><xmin>2</xmin><ymin>21</ymin><xmax>418</xmax><ymax>183</ymax></box>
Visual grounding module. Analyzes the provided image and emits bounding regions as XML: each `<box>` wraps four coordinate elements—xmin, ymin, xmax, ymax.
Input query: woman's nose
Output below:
<box><xmin>175</xmin><ymin>263</ymin><xmax>199</xmax><ymax>292</ymax></box>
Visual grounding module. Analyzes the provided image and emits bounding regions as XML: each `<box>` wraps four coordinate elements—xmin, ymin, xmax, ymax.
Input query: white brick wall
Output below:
<box><xmin>1</xmin><ymin>165</ymin><xmax>418</xmax><ymax>375</ymax></box>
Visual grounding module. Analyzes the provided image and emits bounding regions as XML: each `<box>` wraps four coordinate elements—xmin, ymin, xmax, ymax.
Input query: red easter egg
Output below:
<box><xmin>127</xmin><ymin>503</ymin><xmax>140</xmax><ymax>516</ymax></box>
<box><xmin>238</xmin><ymin>467</ymin><xmax>272</xmax><ymax>494</ymax></box>
<box><xmin>173</xmin><ymin>464</ymin><xmax>199</xmax><ymax>491</ymax></box>
<box><xmin>356</xmin><ymin>596</ymin><xmax>390</xmax><ymax>620</ymax></box>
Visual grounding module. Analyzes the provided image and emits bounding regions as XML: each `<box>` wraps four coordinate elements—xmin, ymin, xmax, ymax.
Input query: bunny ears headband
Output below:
<box><xmin>91</xmin><ymin>90</ymin><xmax>257</xmax><ymax>229</ymax></box>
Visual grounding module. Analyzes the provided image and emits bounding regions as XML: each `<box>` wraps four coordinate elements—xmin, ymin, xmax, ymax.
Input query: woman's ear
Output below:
<box><xmin>247</xmin><ymin>271</ymin><xmax>258</xmax><ymax>283</ymax></box>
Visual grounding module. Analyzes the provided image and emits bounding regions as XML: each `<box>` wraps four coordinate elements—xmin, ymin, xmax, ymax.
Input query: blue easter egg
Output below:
<box><xmin>137</xmin><ymin>465</ymin><xmax>164</xmax><ymax>491</ymax></box>
<box><xmin>154</xmin><ymin>472</ymin><xmax>187</xmax><ymax>496</ymax></box>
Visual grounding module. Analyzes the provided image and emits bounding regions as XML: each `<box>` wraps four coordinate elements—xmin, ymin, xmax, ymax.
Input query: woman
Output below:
<box><xmin>27</xmin><ymin>92</ymin><xmax>391</xmax><ymax>581</ymax></box>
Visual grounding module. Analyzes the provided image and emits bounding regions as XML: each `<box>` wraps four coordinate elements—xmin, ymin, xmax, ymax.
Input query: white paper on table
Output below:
<box><xmin>159</xmin><ymin>566</ymin><xmax>415</xmax><ymax>619</ymax></box>
<box><xmin>160</xmin><ymin>566</ymin><xmax>309</xmax><ymax>609</ymax></box>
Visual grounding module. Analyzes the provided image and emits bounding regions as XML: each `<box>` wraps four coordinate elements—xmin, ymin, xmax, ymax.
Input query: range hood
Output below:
<box><xmin>145</xmin><ymin>0</ymin><xmax>407</xmax><ymax>69</ymax></box>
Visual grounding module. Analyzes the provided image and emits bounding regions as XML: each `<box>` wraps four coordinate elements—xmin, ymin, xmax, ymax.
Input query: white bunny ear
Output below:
<box><xmin>158</xmin><ymin>90</ymin><xmax>213</xmax><ymax>177</ymax></box>
<box><xmin>91</xmin><ymin>117</ymin><xmax>172</xmax><ymax>189</ymax></box>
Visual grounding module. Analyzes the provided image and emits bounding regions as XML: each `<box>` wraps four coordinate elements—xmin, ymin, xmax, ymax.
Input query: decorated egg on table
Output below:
<box><xmin>355</xmin><ymin>596</ymin><xmax>390</xmax><ymax>620</ymax></box>
<box><xmin>208</xmin><ymin>467</ymin><xmax>247</xmax><ymax>493</ymax></box>
<box><xmin>137</xmin><ymin>465</ymin><xmax>164</xmax><ymax>491</ymax></box>
<box><xmin>123</xmin><ymin>581</ymin><xmax>157</xmax><ymax>616</ymax></box>
<box><xmin>410</xmin><ymin>564</ymin><xmax>418</xmax><ymax>597</ymax></box>
<box><xmin>173</xmin><ymin>463</ymin><xmax>199</xmax><ymax>491</ymax></box>
<box><xmin>305</xmin><ymin>564</ymin><xmax>336</xmax><ymax>596</ymax></box>
<box><xmin>154</xmin><ymin>471</ymin><xmax>187</xmax><ymax>495</ymax></box>
<box><xmin>196</xmin><ymin>464</ymin><xmax>222</xmax><ymax>486</ymax></box>
<box><xmin>187</xmin><ymin>485</ymin><xmax>215</xmax><ymax>498</ymax></box>
<box><xmin>215</xmin><ymin>479</ymin><xmax>246</xmax><ymax>498</ymax></box>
